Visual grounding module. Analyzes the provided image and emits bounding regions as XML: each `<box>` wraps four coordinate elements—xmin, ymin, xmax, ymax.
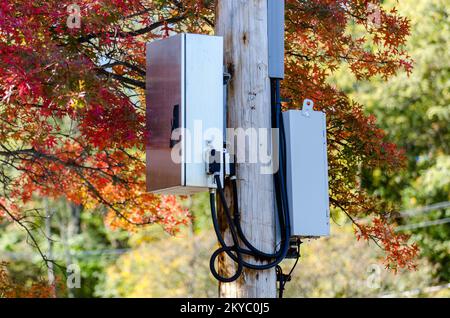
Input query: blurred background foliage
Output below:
<box><xmin>330</xmin><ymin>0</ymin><xmax>449</xmax><ymax>283</ymax></box>
<box><xmin>0</xmin><ymin>0</ymin><xmax>448</xmax><ymax>297</ymax></box>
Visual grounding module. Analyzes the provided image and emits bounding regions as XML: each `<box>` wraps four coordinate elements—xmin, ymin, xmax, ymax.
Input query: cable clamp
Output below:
<box><xmin>223</xmin><ymin>71</ymin><xmax>232</xmax><ymax>86</ymax></box>
<box><xmin>206</xmin><ymin>148</ymin><xmax>222</xmax><ymax>175</ymax></box>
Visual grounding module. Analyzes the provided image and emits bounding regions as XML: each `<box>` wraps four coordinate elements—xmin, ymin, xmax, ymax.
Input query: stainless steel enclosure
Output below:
<box><xmin>146</xmin><ymin>34</ymin><xmax>223</xmax><ymax>194</ymax></box>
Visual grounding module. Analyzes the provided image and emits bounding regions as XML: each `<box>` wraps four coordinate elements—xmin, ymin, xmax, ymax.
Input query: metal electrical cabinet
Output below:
<box><xmin>283</xmin><ymin>100</ymin><xmax>330</xmax><ymax>237</ymax></box>
<box><xmin>267</xmin><ymin>0</ymin><xmax>285</xmax><ymax>79</ymax></box>
<box><xmin>146</xmin><ymin>34</ymin><xmax>224</xmax><ymax>194</ymax></box>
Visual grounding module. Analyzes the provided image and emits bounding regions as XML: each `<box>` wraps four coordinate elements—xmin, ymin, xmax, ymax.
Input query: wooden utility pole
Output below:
<box><xmin>215</xmin><ymin>0</ymin><xmax>277</xmax><ymax>298</ymax></box>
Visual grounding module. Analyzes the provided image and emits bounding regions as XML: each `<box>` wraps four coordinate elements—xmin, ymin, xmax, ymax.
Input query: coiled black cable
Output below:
<box><xmin>209</xmin><ymin>175</ymin><xmax>290</xmax><ymax>281</ymax></box>
<box><xmin>209</xmin><ymin>189</ymin><xmax>243</xmax><ymax>282</ymax></box>
<box><xmin>209</xmin><ymin>79</ymin><xmax>292</xmax><ymax>283</ymax></box>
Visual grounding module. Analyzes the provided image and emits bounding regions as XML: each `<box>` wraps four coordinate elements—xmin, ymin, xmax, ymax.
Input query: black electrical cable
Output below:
<box><xmin>226</xmin><ymin>79</ymin><xmax>291</xmax><ymax>262</ymax></box>
<box><xmin>276</xmin><ymin>240</ymin><xmax>301</xmax><ymax>298</ymax></box>
<box><xmin>209</xmin><ymin>175</ymin><xmax>289</xmax><ymax>275</ymax></box>
<box><xmin>231</xmin><ymin>179</ymin><xmax>288</xmax><ymax>259</ymax></box>
<box><xmin>208</xmin><ymin>78</ymin><xmax>294</xmax><ymax>283</ymax></box>
<box><xmin>209</xmin><ymin>188</ymin><xmax>243</xmax><ymax>282</ymax></box>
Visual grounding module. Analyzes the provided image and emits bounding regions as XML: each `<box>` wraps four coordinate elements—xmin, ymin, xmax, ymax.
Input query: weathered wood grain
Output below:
<box><xmin>215</xmin><ymin>0</ymin><xmax>276</xmax><ymax>298</ymax></box>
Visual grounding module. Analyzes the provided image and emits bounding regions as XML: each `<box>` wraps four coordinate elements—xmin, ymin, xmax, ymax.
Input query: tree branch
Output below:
<box><xmin>77</xmin><ymin>15</ymin><xmax>187</xmax><ymax>43</ymax></box>
<box><xmin>96</xmin><ymin>68</ymin><xmax>145</xmax><ymax>89</ymax></box>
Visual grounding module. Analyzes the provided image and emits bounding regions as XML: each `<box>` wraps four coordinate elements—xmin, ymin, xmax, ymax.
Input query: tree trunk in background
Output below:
<box><xmin>44</xmin><ymin>198</ymin><xmax>56</xmax><ymax>297</ymax></box>
<box><xmin>61</xmin><ymin>200</ymin><xmax>78</xmax><ymax>298</ymax></box>
<box><xmin>215</xmin><ymin>0</ymin><xmax>277</xmax><ymax>298</ymax></box>
<box><xmin>70</xmin><ymin>203</ymin><xmax>82</xmax><ymax>235</ymax></box>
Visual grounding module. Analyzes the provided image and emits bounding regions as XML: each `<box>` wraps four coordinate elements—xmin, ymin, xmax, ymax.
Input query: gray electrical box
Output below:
<box><xmin>268</xmin><ymin>0</ymin><xmax>285</xmax><ymax>79</ymax></box>
<box><xmin>283</xmin><ymin>100</ymin><xmax>330</xmax><ymax>237</ymax></box>
<box><xmin>145</xmin><ymin>34</ymin><xmax>224</xmax><ymax>194</ymax></box>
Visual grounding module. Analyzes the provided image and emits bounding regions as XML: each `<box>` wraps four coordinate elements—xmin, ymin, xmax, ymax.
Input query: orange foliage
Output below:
<box><xmin>0</xmin><ymin>262</ymin><xmax>56</xmax><ymax>298</ymax></box>
<box><xmin>0</xmin><ymin>0</ymin><xmax>418</xmax><ymax>269</ymax></box>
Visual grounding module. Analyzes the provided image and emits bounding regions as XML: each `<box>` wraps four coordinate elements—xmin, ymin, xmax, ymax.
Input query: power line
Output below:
<box><xmin>399</xmin><ymin>201</ymin><xmax>450</xmax><ymax>218</ymax></box>
<box><xmin>1</xmin><ymin>248</ymin><xmax>132</xmax><ymax>261</ymax></box>
<box><xmin>379</xmin><ymin>283</ymin><xmax>450</xmax><ymax>298</ymax></box>
<box><xmin>385</xmin><ymin>201</ymin><xmax>450</xmax><ymax>231</ymax></box>
<box><xmin>396</xmin><ymin>217</ymin><xmax>450</xmax><ymax>231</ymax></box>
